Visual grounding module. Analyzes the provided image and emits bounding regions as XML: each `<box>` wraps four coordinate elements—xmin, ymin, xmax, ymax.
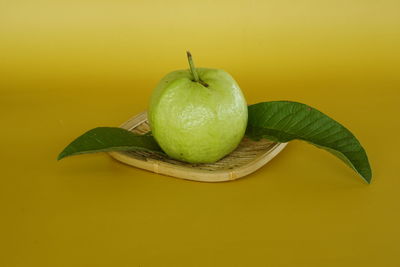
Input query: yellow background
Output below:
<box><xmin>1</xmin><ymin>0</ymin><xmax>399</xmax><ymax>266</ymax></box>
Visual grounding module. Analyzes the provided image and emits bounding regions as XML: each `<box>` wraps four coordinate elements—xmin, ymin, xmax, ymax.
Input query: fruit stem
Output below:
<box><xmin>186</xmin><ymin>51</ymin><xmax>208</xmax><ymax>87</ymax></box>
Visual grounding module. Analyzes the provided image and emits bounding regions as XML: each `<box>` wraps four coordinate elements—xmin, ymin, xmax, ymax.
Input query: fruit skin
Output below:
<box><xmin>148</xmin><ymin>67</ymin><xmax>248</xmax><ymax>163</ymax></box>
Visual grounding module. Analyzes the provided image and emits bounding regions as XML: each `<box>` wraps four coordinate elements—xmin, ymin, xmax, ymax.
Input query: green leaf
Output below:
<box><xmin>246</xmin><ymin>101</ymin><xmax>372</xmax><ymax>183</ymax></box>
<box><xmin>57</xmin><ymin>127</ymin><xmax>163</xmax><ymax>160</ymax></box>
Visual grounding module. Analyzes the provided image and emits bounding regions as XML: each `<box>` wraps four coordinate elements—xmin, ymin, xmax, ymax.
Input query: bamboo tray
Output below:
<box><xmin>108</xmin><ymin>112</ymin><xmax>287</xmax><ymax>182</ymax></box>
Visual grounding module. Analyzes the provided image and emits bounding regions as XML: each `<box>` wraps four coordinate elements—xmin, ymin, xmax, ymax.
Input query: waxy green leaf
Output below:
<box><xmin>57</xmin><ymin>127</ymin><xmax>163</xmax><ymax>160</ymax></box>
<box><xmin>246</xmin><ymin>101</ymin><xmax>372</xmax><ymax>183</ymax></box>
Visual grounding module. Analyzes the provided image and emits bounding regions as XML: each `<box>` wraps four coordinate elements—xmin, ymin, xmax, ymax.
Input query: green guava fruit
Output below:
<box><xmin>148</xmin><ymin>52</ymin><xmax>248</xmax><ymax>163</ymax></box>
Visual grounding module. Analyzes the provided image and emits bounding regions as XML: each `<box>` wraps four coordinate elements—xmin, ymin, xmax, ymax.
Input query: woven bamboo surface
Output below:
<box><xmin>108</xmin><ymin>112</ymin><xmax>287</xmax><ymax>182</ymax></box>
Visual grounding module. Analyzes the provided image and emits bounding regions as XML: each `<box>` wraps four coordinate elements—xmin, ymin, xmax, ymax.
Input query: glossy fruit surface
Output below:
<box><xmin>148</xmin><ymin>66</ymin><xmax>247</xmax><ymax>163</ymax></box>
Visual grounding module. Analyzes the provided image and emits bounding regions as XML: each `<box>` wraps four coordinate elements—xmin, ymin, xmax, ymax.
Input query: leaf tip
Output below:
<box><xmin>363</xmin><ymin>175</ymin><xmax>372</xmax><ymax>185</ymax></box>
<box><xmin>359</xmin><ymin>170</ymin><xmax>372</xmax><ymax>185</ymax></box>
<box><xmin>57</xmin><ymin>151</ymin><xmax>68</xmax><ymax>161</ymax></box>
